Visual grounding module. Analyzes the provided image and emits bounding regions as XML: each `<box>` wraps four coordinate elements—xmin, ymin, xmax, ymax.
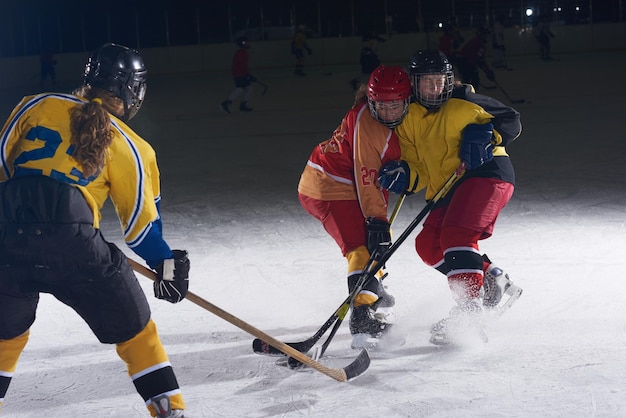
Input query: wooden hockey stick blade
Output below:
<box><xmin>129</xmin><ymin>258</ymin><xmax>369</xmax><ymax>382</ymax></box>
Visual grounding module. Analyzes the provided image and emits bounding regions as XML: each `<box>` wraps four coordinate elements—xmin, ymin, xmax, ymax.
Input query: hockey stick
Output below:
<box><xmin>259</xmin><ymin>169</ymin><xmax>464</xmax><ymax>362</ymax></box>
<box><xmin>495</xmin><ymin>81</ymin><xmax>525</xmax><ymax>104</ymax></box>
<box><xmin>253</xmin><ymin>192</ymin><xmax>407</xmax><ymax>359</ymax></box>
<box><xmin>305</xmin><ymin>171</ymin><xmax>463</xmax><ymax>359</ymax></box>
<box><xmin>295</xmin><ymin>195</ymin><xmax>409</xmax><ymax>366</ymax></box>
<box><xmin>128</xmin><ymin>259</ymin><xmax>370</xmax><ymax>382</ymax></box>
<box><xmin>254</xmin><ymin>80</ymin><xmax>268</xmax><ymax>95</ymax></box>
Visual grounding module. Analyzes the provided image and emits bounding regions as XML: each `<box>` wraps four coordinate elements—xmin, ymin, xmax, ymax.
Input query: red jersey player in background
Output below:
<box><xmin>221</xmin><ymin>37</ymin><xmax>255</xmax><ymax>113</ymax></box>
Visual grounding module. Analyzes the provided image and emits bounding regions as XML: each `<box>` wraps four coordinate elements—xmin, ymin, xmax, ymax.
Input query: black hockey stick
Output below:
<box><xmin>496</xmin><ymin>81</ymin><xmax>525</xmax><ymax>104</ymax></box>
<box><xmin>129</xmin><ymin>259</ymin><xmax>370</xmax><ymax>382</ymax></box>
<box><xmin>252</xmin><ymin>194</ymin><xmax>406</xmax><ymax>358</ymax></box>
<box><xmin>256</xmin><ymin>169</ymin><xmax>463</xmax><ymax>362</ymax></box>
<box><xmin>254</xmin><ymin>80</ymin><xmax>268</xmax><ymax>95</ymax></box>
<box><xmin>286</xmin><ymin>173</ymin><xmax>462</xmax><ymax>367</ymax></box>
<box><xmin>284</xmin><ymin>171</ymin><xmax>464</xmax><ymax>367</ymax></box>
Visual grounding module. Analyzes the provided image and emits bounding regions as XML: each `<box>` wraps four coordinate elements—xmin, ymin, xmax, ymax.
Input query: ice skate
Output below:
<box><xmin>151</xmin><ymin>394</ymin><xmax>185</xmax><ymax>418</ymax></box>
<box><xmin>429</xmin><ymin>299</ymin><xmax>488</xmax><ymax>346</ymax></box>
<box><xmin>239</xmin><ymin>102</ymin><xmax>253</xmax><ymax>112</ymax></box>
<box><xmin>372</xmin><ymin>280</ymin><xmax>395</xmax><ymax>318</ymax></box>
<box><xmin>482</xmin><ymin>256</ymin><xmax>523</xmax><ymax>315</ymax></box>
<box><xmin>349</xmin><ymin>304</ymin><xmax>392</xmax><ymax>349</ymax></box>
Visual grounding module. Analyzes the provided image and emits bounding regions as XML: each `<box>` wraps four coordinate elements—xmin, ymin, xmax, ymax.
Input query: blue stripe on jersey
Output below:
<box><xmin>0</xmin><ymin>93</ymin><xmax>83</xmax><ymax>179</ymax></box>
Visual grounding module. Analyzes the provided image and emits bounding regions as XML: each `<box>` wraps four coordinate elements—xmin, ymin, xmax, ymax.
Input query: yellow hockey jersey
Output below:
<box><xmin>395</xmin><ymin>98</ymin><xmax>510</xmax><ymax>200</ymax></box>
<box><xmin>0</xmin><ymin>93</ymin><xmax>172</xmax><ymax>267</ymax></box>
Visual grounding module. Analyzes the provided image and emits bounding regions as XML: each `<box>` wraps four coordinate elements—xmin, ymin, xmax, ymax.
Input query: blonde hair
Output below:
<box><xmin>353</xmin><ymin>83</ymin><xmax>369</xmax><ymax>108</ymax></box>
<box><xmin>69</xmin><ymin>86</ymin><xmax>116</xmax><ymax>177</ymax></box>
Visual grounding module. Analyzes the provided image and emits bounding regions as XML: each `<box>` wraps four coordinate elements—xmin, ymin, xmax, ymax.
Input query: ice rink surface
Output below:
<box><xmin>1</xmin><ymin>50</ymin><xmax>625</xmax><ymax>417</ymax></box>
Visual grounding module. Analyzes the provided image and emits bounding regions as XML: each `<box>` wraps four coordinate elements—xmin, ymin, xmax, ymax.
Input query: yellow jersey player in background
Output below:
<box><xmin>0</xmin><ymin>43</ymin><xmax>188</xmax><ymax>418</ymax></box>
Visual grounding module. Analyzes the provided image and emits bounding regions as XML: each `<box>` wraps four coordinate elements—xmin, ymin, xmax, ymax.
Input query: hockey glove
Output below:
<box><xmin>459</xmin><ymin>123</ymin><xmax>494</xmax><ymax>170</ymax></box>
<box><xmin>154</xmin><ymin>250</ymin><xmax>190</xmax><ymax>303</ymax></box>
<box><xmin>377</xmin><ymin>160</ymin><xmax>410</xmax><ymax>194</ymax></box>
<box><xmin>366</xmin><ymin>217</ymin><xmax>391</xmax><ymax>260</ymax></box>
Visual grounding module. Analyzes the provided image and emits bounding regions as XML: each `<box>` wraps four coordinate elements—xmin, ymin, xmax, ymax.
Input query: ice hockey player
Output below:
<box><xmin>378</xmin><ymin>50</ymin><xmax>522</xmax><ymax>345</ymax></box>
<box><xmin>298</xmin><ymin>65</ymin><xmax>411</xmax><ymax>349</ymax></box>
<box><xmin>221</xmin><ymin>36</ymin><xmax>255</xmax><ymax>113</ymax></box>
<box><xmin>0</xmin><ymin>43</ymin><xmax>188</xmax><ymax>417</ymax></box>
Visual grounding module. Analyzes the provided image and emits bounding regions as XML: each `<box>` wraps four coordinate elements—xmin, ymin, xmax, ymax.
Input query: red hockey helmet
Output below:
<box><xmin>367</xmin><ymin>65</ymin><xmax>411</xmax><ymax>128</ymax></box>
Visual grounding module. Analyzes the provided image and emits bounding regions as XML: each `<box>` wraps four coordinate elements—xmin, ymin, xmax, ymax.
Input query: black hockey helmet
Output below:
<box><xmin>407</xmin><ymin>50</ymin><xmax>454</xmax><ymax>110</ymax></box>
<box><xmin>83</xmin><ymin>43</ymin><xmax>147</xmax><ymax>121</ymax></box>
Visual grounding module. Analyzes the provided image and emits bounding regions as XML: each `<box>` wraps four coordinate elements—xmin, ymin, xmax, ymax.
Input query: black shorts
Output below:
<box><xmin>234</xmin><ymin>76</ymin><xmax>251</xmax><ymax>88</ymax></box>
<box><xmin>0</xmin><ymin>176</ymin><xmax>150</xmax><ymax>343</ymax></box>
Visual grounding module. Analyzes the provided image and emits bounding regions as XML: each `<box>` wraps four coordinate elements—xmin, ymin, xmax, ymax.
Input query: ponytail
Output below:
<box><xmin>352</xmin><ymin>83</ymin><xmax>369</xmax><ymax>108</ymax></box>
<box><xmin>69</xmin><ymin>97</ymin><xmax>113</xmax><ymax>178</ymax></box>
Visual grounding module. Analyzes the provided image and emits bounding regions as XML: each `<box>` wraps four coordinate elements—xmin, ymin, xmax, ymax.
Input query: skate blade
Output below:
<box><xmin>429</xmin><ymin>334</ymin><xmax>452</xmax><ymax>345</ymax></box>
<box><xmin>351</xmin><ymin>333</ymin><xmax>380</xmax><ymax>350</ymax></box>
<box><xmin>489</xmin><ymin>283</ymin><xmax>523</xmax><ymax>316</ymax></box>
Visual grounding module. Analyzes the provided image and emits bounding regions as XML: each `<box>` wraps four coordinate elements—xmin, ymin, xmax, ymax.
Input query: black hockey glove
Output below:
<box><xmin>154</xmin><ymin>250</ymin><xmax>190</xmax><ymax>303</ymax></box>
<box><xmin>366</xmin><ymin>217</ymin><xmax>391</xmax><ymax>260</ymax></box>
<box><xmin>459</xmin><ymin>123</ymin><xmax>494</xmax><ymax>170</ymax></box>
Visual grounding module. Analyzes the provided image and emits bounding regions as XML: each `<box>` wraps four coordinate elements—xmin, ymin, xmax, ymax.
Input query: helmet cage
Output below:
<box><xmin>412</xmin><ymin>71</ymin><xmax>454</xmax><ymax>110</ymax></box>
<box><xmin>408</xmin><ymin>50</ymin><xmax>455</xmax><ymax>110</ymax></box>
<box><xmin>368</xmin><ymin>99</ymin><xmax>409</xmax><ymax>129</ymax></box>
<box><xmin>83</xmin><ymin>43</ymin><xmax>147</xmax><ymax>121</ymax></box>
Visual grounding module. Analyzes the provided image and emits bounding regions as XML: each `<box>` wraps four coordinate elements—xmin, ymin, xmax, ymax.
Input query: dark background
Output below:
<box><xmin>0</xmin><ymin>0</ymin><xmax>623</xmax><ymax>58</ymax></box>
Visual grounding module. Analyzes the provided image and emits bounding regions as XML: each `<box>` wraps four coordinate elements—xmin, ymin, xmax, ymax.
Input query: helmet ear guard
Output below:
<box><xmin>407</xmin><ymin>50</ymin><xmax>454</xmax><ymax>111</ymax></box>
<box><xmin>366</xmin><ymin>65</ymin><xmax>411</xmax><ymax>128</ymax></box>
<box><xmin>83</xmin><ymin>43</ymin><xmax>147</xmax><ymax>121</ymax></box>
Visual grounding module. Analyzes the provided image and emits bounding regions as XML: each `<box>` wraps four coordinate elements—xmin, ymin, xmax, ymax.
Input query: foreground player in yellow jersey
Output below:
<box><xmin>0</xmin><ymin>44</ymin><xmax>187</xmax><ymax>417</ymax></box>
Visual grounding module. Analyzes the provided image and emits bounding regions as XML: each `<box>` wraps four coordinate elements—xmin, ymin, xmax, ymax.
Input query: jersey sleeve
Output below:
<box><xmin>0</xmin><ymin>96</ymin><xmax>33</xmax><ymax>181</ymax></box>
<box><xmin>453</xmin><ymin>85</ymin><xmax>522</xmax><ymax>146</ymax></box>
<box><xmin>87</xmin><ymin>119</ymin><xmax>172</xmax><ymax>268</ymax></box>
<box><xmin>352</xmin><ymin>110</ymin><xmax>398</xmax><ymax>221</ymax></box>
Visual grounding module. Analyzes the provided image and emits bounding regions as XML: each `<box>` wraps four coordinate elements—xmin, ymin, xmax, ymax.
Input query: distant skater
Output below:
<box><xmin>221</xmin><ymin>37</ymin><xmax>255</xmax><ymax>113</ymax></box>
